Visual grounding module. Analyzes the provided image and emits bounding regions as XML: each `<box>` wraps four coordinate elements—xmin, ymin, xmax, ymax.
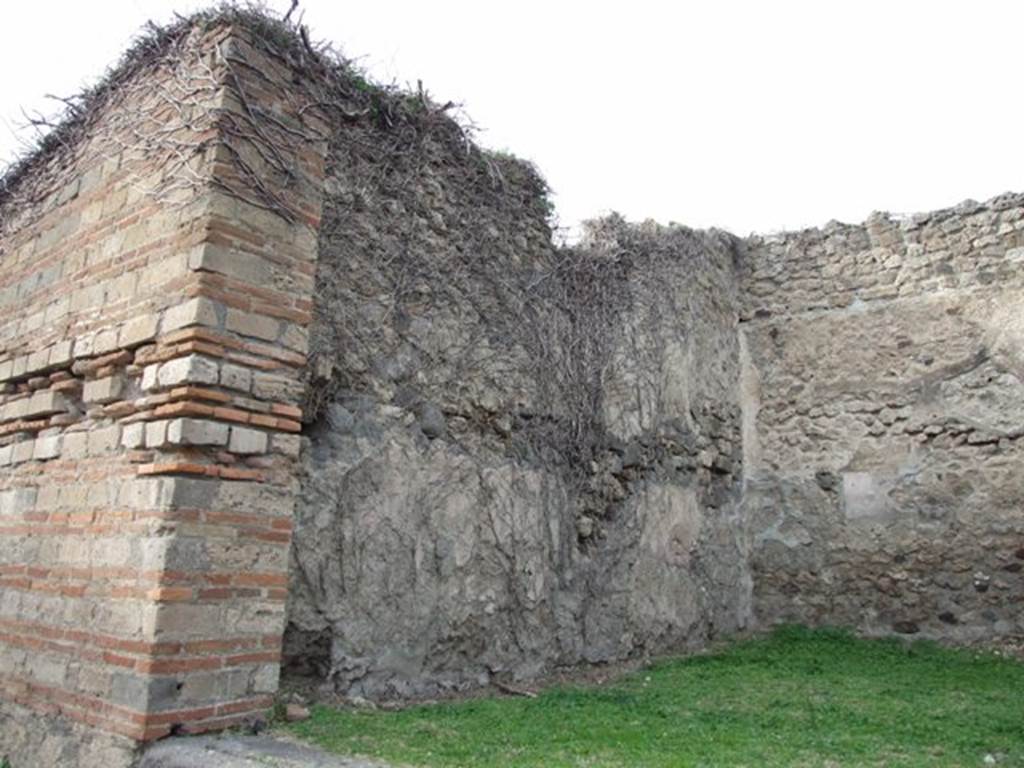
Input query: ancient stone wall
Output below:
<box><xmin>0</xmin><ymin>19</ymin><xmax>326</xmax><ymax>767</ymax></box>
<box><xmin>739</xmin><ymin>197</ymin><xmax>1024</xmax><ymax>641</ymax></box>
<box><xmin>285</xmin><ymin>105</ymin><xmax>751</xmax><ymax>696</ymax></box>
<box><xmin>2</xmin><ymin>8</ymin><xmax>1022</xmax><ymax>767</ymax></box>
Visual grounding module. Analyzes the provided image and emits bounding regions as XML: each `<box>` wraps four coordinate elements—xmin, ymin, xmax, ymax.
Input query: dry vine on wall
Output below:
<box><xmin>1</xmin><ymin>6</ymin><xmax>748</xmax><ymax>657</ymax></box>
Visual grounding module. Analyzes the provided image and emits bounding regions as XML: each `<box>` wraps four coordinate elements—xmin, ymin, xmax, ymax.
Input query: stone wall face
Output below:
<box><xmin>3</xmin><ymin>10</ymin><xmax>1024</xmax><ymax>765</ymax></box>
<box><xmin>286</xmin><ymin>99</ymin><xmax>751</xmax><ymax>697</ymax></box>
<box><xmin>740</xmin><ymin>197</ymin><xmax>1024</xmax><ymax>641</ymax></box>
<box><xmin>0</xmin><ymin>22</ymin><xmax>326</xmax><ymax>766</ymax></box>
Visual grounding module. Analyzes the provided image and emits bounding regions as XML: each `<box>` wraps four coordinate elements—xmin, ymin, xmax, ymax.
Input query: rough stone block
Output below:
<box><xmin>62</xmin><ymin>431</ymin><xmax>89</xmax><ymax>459</ymax></box>
<box><xmin>189</xmin><ymin>243</ymin><xmax>271</xmax><ymax>285</ymax></box>
<box><xmin>251</xmin><ymin>373</ymin><xmax>301</xmax><ymax>403</ymax></box>
<box><xmin>121</xmin><ymin>423</ymin><xmax>145</xmax><ymax>449</ymax></box>
<box><xmin>144</xmin><ymin>676</ymin><xmax>185</xmax><ymax>712</ymax></box>
<box><xmin>117</xmin><ymin>477</ymin><xmax>175</xmax><ymax>511</ymax></box>
<box><xmin>48</xmin><ymin>340</ymin><xmax>73</xmax><ymax>368</ymax></box>
<box><xmin>44</xmin><ymin>297</ymin><xmax>70</xmax><ymax>324</ymax></box>
<box><xmin>26</xmin><ymin>390</ymin><xmax>70</xmax><ymax>418</ymax></box>
<box><xmin>146</xmin><ymin>420</ymin><xmax>169</xmax><ymax>449</ymax></box>
<box><xmin>157</xmin><ymin>355</ymin><xmax>220</xmax><ymax>388</ymax></box>
<box><xmin>109</xmin><ymin>673</ymin><xmax>150</xmax><ymax>711</ymax></box>
<box><xmin>106</xmin><ymin>273</ymin><xmax>137</xmax><ymax>304</ymax></box>
<box><xmin>137</xmin><ymin>252</ymin><xmax>188</xmax><ymax>293</ymax></box>
<box><xmin>119</xmin><ymin>313</ymin><xmax>159</xmax><ymax>347</ymax></box>
<box><xmin>32</xmin><ymin>434</ymin><xmax>62</xmax><ymax>461</ymax></box>
<box><xmin>88</xmin><ymin>425</ymin><xmax>122</xmax><ymax>456</ymax></box>
<box><xmin>73</xmin><ymin>333</ymin><xmax>96</xmax><ymax>359</ymax></box>
<box><xmin>28</xmin><ymin>655</ymin><xmax>68</xmax><ymax>687</ymax></box>
<box><xmin>280</xmin><ymin>323</ymin><xmax>309</xmax><ymax>354</ymax></box>
<box><xmin>229</xmin><ymin>426</ymin><xmax>267</xmax><ymax>455</ymax></box>
<box><xmin>35</xmin><ymin>484</ymin><xmax>60</xmax><ymax>511</ymax></box>
<box><xmin>94</xmin><ymin>329</ymin><xmax>121</xmax><ymax>355</ymax></box>
<box><xmin>270</xmin><ymin>433</ymin><xmax>301</xmax><ymax>458</ymax></box>
<box><xmin>226</xmin><ymin>309</ymin><xmax>280</xmax><ymax>342</ymax></box>
<box><xmin>142</xmin><ymin>364</ymin><xmax>160</xmax><ymax>390</ymax></box>
<box><xmin>0</xmin><ymin>487</ymin><xmax>36</xmax><ymax>515</ymax></box>
<box><xmin>1</xmin><ymin>397</ymin><xmax>28</xmax><ymax>422</ymax></box>
<box><xmin>251</xmin><ymin>663</ymin><xmax>280</xmax><ymax>694</ymax></box>
<box><xmin>167</xmin><ymin>418</ymin><xmax>229</xmax><ymax>447</ymax></box>
<box><xmin>27</xmin><ymin>348</ymin><xmax>49</xmax><ymax>373</ymax></box>
<box><xmin>162</xmin><ymin>297</ymin><xmax>220</xmax><ymax>333</ymax></box>
<box><xmin>83</xmin><ymin>375</ymin><xmax>125</xmax><ymax>405</ymax></box>
<box><xmin>219</xmin><ymin>363</ymin><xmax>252</xmax><ymax>393</ymax></box>
<box><xmin>12</xmin><ymin>440</ymin><xmax>35</xmax><ymax>464</ymax></box>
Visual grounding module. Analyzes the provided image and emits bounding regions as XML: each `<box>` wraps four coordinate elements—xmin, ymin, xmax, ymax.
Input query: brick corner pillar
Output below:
<box><xmin>120</xmin><ymin>26</ymin><xmax>329</xmax><ymax>740</ymax></box>
<box><xmin>0</xmin><ymin>18</ymin><xmax>326</xmax><ymax>763</ymax></box>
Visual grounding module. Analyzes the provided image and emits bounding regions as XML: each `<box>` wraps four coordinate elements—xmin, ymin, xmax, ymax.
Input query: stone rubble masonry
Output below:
<box><xmin>738</xmin><ymin>198</ymin><xmax>1024</xmax><ymax>642</ymax></box>
<box><xmin>0</xmin><ymin>21</ymin><xmax>324</xmax><ymax>768</ymax></box>
<box><xmin>1</xmin><ymin>10</ymin><xmax>1022</xmax><ymax>768</ymax></box>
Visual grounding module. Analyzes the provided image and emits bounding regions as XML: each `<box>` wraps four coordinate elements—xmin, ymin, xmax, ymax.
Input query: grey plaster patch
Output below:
<box><xmin>842</xmin><ymin>472</ymin><xmax>890</xmax><ymax>520</ymax></box>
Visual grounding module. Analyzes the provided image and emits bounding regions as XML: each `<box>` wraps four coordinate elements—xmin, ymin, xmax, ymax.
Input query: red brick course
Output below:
<box><xmin>0</xmin><ymin>21</ymin><xmax>326</xmax><ymax>751</ymax></box>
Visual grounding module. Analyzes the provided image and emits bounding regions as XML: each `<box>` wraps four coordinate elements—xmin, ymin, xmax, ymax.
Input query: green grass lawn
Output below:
<box><xmin>285</xmin><ymin>626</ymin><xmax>1024</xmax><ymax>767</ymax></box>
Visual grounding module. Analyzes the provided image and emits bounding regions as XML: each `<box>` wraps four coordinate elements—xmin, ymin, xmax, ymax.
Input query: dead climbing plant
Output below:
<box><xmin>0</xmin><ymin>2</ymin><xmax>474</xmax><ymax>233</ymax></box>
<box><xmin>1</xmin><ymin>3</ymin><xmax>742</xmax><ymax>533</ymax></box>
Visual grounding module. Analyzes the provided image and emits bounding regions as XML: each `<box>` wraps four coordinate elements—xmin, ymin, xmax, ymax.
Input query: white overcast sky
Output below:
<box><xmin>2</xmin><ymin>1</ymin><xmax>1022</xmax><ymax>236</ymax></box>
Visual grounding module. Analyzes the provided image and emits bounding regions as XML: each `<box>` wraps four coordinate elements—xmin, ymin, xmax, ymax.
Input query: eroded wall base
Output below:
<box><xmin>0</xmin><ymin>699</ymin><xmax>139</xmax><ymax>768</ymax></box>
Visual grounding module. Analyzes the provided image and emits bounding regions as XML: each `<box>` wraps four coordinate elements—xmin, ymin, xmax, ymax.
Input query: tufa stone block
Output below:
<box><xmin>119</xmin><ymin>312</ymin><xmax>160</xmax><ymax>347</ymax></box>
<box><xmin>189</xmin><ymin>243</ymin><xmax>272</xmax><ymax>286</ymax></box>
<box><xmin>167</xmin><ymin>418</ymin><xmax>230</xmax><ymax>447</ymax></box>
<box><xmin>62</xmin><ymin>431</ymin><xmax>89</xmax><ymax>459</ymax></box>
<box><xmin>226</xmin><ymin>309</ymin><xmax>280</xmax><ymax>342</ymax></box>
<box><xmin>12</xmin><ymin>440</ymin><xmax>35</xmax><ymax>464</ymax></box>
<box><xmin>229</xmin><ymin>426</ymin><xmax>268</xmax><ymax>455</ymax></box>
<box><xmin>146</xmin><ymin>420</ymin><xmax>169</xmax><ymax>448</ymax></box>
<box><xmin>88</xmin><ymin>425</ymin><xmax>122</xmax><ymax>456</ymax></box>
<box><xmin>157</xmin><ymin>355</ymin><xmax>220</xmax><ymax>389</ymax></box>
<box><xmin>94</xmin><ymin>329</ymin><xmax>121</xmax><ymax>356</ymax></box>
<box><xmin>26</xmin><ymin>389</ymin><xmax>70</xmax><ymax>419</ymax></box>
<box><xmin>141</xmin><ymin>364</ymin><xmax>160</xmax><ymax>391</ymax></box>
<box><xmin>219</xmin><ymin>363</ymin><xmax>252</xmax><ymax>393</ymax></box>
<box><xmin>26</xmin><ymin>348</ymin><xmax>49</xmax><ymax>374</ymax></box>
<box><xmin>48</xmin><ymin>340</ymin><xmax>73</xmax><ymax>368</ymax></box>
<box><xmin>162</xmin><ymin>297</ymin><xmax>220</xmax><ymax>333</ymax></box>
<box><xmin>32</xmin><ymin>434</ymin><xmax>62</xmax><ymax>461</ymax></box>
<box><xmin>83</xmin><ymin>375</ymin><xmax>125</xmax><ymax>405</ymax></box>
<box><xmin>121</xmin><ymin>423</ymin><xmax>145</xmax><ymax>449</ymax></box>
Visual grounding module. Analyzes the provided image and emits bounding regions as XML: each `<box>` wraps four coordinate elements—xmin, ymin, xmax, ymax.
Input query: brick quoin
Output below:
<box><xmin>0</xmin><ymin>17</ymin><xmax>326</xmax><ymax>765</ymax></box>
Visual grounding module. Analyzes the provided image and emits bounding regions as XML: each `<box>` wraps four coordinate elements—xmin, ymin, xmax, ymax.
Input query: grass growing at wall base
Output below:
<box><xmin>286</xmin><ymin>626</ymin><xmax>1024</xmax><ymax>767</ymax></box>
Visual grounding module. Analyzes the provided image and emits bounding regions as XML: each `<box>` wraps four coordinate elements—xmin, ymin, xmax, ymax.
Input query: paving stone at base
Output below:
<box><xmin>137</xmin><ymin>734</ymin><xmax>393</xmax><ymax>768</ymax></box>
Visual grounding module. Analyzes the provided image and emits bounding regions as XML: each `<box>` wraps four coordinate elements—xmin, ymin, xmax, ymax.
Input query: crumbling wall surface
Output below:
<box><xmin>0</xmin><ymin>699</ymin><xmax>137</xmax><ymax>768</ymax></box>
<box><xmin>740</xmin><ymin>195</ymin><xmax>1024</xmax><ymax>641</ymax></box>
<box><xmin>0</xmin><ymin>14</ymin><xmax>326</xmax><ymax>766</ymax></box>
<box><xmin>287</xmin><ymin>105</ymin><xmax>750</xmax><ymax>697</ymax></box>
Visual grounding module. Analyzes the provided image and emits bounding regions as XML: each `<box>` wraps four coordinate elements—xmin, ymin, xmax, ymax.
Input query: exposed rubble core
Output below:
<box><xmin>740</xmin><ymin>201</ymin><xmax>1024</xmax><ymax>641</ymax></box>
<box><xmin>288</xmin><ymin>118</ymin><xmax>752</xmax><ymax>693</ymax></box>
